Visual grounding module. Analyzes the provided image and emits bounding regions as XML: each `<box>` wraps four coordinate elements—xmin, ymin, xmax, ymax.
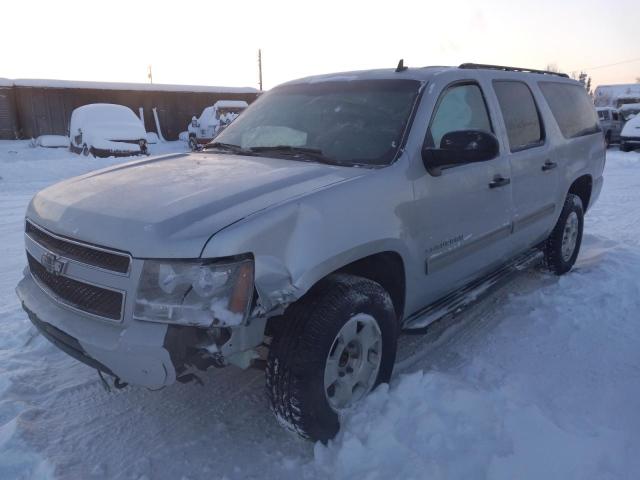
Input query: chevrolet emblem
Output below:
<box><xmin>41</xmin><ymin>252</ymin><xmax>67</xmax><ymax>276</ymax></box>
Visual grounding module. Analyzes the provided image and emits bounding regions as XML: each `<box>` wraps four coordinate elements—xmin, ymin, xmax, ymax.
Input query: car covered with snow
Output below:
<box><xmin>69</xmin><ymin>103</ymin><xmax>148</xmax><ymax>157</ymax></box>
<box><xmin>596</xmin><ymin>107</ymin><xmax>623</xmax><ymax>147</ymax></box>
<box><xmin>17</xmin><ymin>63</ymin><xmax>604</xmax><ymax>441</ymax></box>
<box><xmin>619</xmin><ymin>114</ymin><xmax>640</xmax><ymax>152</ymax></box>
<box><xmin>187</xmin><ymin>100</ymin><xmax>248</xmax><ymax>150</ymax></box>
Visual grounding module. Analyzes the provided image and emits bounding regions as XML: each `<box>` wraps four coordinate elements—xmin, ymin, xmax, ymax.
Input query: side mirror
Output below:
<box><xmin>422</xmin><ymin>130</ymin><xmax>499</xmax><ymax>175</ymax></box>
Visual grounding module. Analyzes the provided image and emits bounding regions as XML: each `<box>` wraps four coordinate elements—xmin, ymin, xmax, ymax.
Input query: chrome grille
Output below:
<box><xmin>26</xmin><ymin>221</ymin><xmax>130</xmax><ymax>274</ymax></box>
<box><xmin>27</xmin><ymin>252</ymin><xmax>124</xmax><ymax>320</ymax></box>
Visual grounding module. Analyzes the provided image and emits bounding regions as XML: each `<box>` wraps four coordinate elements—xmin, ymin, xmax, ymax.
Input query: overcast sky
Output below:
<box><xmin>2</xmin><ymin>0</ymin><xmax>638</xmax><ymax>90</ymax></box>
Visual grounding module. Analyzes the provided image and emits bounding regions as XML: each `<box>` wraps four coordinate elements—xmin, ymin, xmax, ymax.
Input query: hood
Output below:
<box><xmin>27</xmin><ymin>153</ymin><xmax>369</xmax><ymax>258</ymax></box>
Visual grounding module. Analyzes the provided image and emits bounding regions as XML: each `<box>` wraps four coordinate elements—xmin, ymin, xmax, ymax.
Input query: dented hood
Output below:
<box><xmin>27</xmin><ymin>152</ymin><xmax>368</xmax><ymax>258</ymax></box>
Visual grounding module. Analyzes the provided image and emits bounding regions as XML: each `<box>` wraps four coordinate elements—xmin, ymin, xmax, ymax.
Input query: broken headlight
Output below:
<box><xmin>133</xmin><ymin>257</ymin><xmax>254</xmax><ymax>328</ymax></box>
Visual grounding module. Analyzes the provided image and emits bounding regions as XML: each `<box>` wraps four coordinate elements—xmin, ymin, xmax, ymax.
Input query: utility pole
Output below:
<box><xmin>147</xmin><ymin>65</ymin><xmax>153</xmax><ymax>84</ymax></box>
<box><xmin>258</xmin><ymin>49</ymin><xmax>263</xmax><ymax>91</ymax></box>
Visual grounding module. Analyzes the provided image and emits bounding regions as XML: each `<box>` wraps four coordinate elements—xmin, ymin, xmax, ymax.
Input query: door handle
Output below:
<box><xmin>489</xmin><ymin>176</ymin><xmax>510</xmax><ymax>189</ymax></box>
<box><xmin>542</xmin><ymin>160</ymin><xmax>558</xmax><ymax>171</ymax></box>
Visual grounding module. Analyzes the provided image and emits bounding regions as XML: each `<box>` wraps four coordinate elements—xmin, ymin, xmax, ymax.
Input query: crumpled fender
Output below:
<box><xmin>200</xmin><ymin>171</ymin><xmax>413</xmax><ymax>315</ymax></box>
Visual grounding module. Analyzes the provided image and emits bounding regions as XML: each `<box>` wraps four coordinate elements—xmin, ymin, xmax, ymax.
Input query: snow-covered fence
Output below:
<box><xmin>2</xmin><ymin>79</ymin><xmax>259</xmax><ymax>140</ymax></box>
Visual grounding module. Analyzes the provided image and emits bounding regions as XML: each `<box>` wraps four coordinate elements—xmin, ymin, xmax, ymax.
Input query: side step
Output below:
<box><xmin>402</xmin><ymin>249</ymin><xmax>543</xmax><ymax>332</ymax></box>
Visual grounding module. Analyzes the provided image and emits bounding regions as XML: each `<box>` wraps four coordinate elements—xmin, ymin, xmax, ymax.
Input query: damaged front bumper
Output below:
<box><xmin>16</xmin><ymin>272</ymin><xmax>266</xmax><ymax>388</ymax></box>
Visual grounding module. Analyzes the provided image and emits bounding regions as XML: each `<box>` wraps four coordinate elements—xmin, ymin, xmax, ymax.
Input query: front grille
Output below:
<box><xmin>26</xmin><ymin>221</ymin><xmax>130</xmax><ymax>274</ymax></box>
<box><xmin>27</xmin><ymin>252</ymin><xmax>124</xmax><ymax>320</ymax></box>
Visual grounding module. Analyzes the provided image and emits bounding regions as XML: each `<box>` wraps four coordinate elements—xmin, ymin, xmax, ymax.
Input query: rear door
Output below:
<box><xmin>491</xmin><ymin>80</ymin><xmax>559</xmax><ymax>251</ymax></box>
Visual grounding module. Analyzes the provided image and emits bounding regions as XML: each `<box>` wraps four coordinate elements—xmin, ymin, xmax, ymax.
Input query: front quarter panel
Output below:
<box><xmin>200</xmin><ymin>165</ymin><xmax>415</xmax><ymax>314</ymax></box>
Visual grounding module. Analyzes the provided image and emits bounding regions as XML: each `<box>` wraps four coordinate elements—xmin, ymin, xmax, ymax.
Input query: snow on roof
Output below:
<box><xmin>9</xmin><ymin>78</ymin><xmax>258</xmax><ymax>94</ymax></box>
<box><xmin>594</xmin><ymin>84</ymin><xmax>640</xmax><ymax>106</ymax></box>
<box><xmin>213</xmin><ymin>100</ymin><xmax>249</xmax><ymax>109</ymax></box>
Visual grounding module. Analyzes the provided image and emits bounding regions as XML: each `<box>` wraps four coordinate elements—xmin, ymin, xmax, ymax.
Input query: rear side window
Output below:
<box><xmin>428</xmin><ymin>83</ymin><xmax>493</xmax><ymax>148</ymax></box>
<box><xmin>493</xmin><ymin>81</ymin><xmax>543</xmax><ymax>151</ymax></box>
<box><xmin>598</xmin><ymin>110</ymin><xmax>610</xmax><ymax>121</ymax></box>
<box><xmin>539</xmin><ymin>82</ymin><xmax>600</xmax><ymax>138</ymax></box>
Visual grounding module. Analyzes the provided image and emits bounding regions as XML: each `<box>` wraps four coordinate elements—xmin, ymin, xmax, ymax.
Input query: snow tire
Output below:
<box><xmin>544</xmin><ymin>193</ymin><xmax>584</xmax><ymax>275</ymax></box>
<box><xmin>265</xmin><ymin>274</ymin><xmax>398</xmax><ymax>442</ymax></box>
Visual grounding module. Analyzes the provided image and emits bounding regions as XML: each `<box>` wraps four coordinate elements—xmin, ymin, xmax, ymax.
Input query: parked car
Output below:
<box><xmin>17</xmin><ymin>63</ymin><xmax>604</xmax><ymax>441</ymax></box>
<box><xmin>187</xmin><ymin>100</ymin><xmax>248</xmax><ymax>150</ymax></box>
<box><xmin>620</xmin><ymin>114</ymin><xmax>640</xmax><ymax>152</ymax></box>
<box><xmin>69</xmin><ymin>104</ymin><xmax>148</xmax><ymax>157</ymax></box>
<box><xmin>596</xmin><ymin>107</ymin><xmax>623</xmax><ymax>147</ymax></box>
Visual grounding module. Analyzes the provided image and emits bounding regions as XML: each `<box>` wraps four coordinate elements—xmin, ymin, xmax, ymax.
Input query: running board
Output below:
<box><xmin>402</xmin><ymin>249</ymin><xmax>543</xmax><ymax>331</ymax></box>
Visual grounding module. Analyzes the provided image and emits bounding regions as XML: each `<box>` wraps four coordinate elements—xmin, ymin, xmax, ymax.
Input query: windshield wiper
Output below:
<box><xmin>248</xmin><ymin>145</ymin><xmax>343</xmax><ymax>166</ymax></box>
<box><xmin>203</xmin><ymin>142</ymin><xmax>252</xmax><ymax>155</ymax></box>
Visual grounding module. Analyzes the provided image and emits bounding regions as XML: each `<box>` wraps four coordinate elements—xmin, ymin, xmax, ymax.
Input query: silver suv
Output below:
<box><xmin>17</xmin><ymin>63</ymin><xmax>605</xmax><ymax>441</ymax></box>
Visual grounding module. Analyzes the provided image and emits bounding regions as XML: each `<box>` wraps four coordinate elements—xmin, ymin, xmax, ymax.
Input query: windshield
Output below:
<box><xmin>211</xmin><ymin>79</ymin><xmax>422</xmax><ymax>166</ymax></box>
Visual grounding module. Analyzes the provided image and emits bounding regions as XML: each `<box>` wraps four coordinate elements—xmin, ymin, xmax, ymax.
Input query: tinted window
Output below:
<box><xmin>539</xmin><ymin>82</ymin><xmax>600</xmax><ymax>138</ymax></box>
<box><xmin>494</xmin><ymin>81</ymin><xmax>543</xmax><ymax>151</ymax></box>
<box><xmin>612</xmin><ymin>111</ymin><xmax>620</xmax><ymax>121</ymax></box>
<box><xmin>598</xmin><ymin>110</ymin><xmax>610</xmax><ymax>121</ymax></box>
<box><xmin>214</xmin><ymin>79</ymin><xmax>421</xmax><ymax>166</ymax></box>
<box><xmin>428</xmin><ymin>83</ymin><xmax>492</xmax><ymax>147</ymax></box>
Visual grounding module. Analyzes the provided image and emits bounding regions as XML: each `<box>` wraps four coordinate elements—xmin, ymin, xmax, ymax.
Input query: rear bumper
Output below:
<box><xmin>16</xmin><ymin>272</ymin><xmax>177</xmax><ymax>388</ymax></box>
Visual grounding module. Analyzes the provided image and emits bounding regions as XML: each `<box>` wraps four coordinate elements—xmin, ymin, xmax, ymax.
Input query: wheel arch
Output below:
<box><xmin>568</xmin><ymin>174</ymin><xmax>593</xmax><ymax>212</ymax></box>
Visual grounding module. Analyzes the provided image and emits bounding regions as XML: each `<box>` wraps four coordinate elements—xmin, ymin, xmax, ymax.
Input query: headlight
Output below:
<box><xmin>133</xmin><ymin>257</ymin><xmax>254</xmax><ymax>328</ymax></box>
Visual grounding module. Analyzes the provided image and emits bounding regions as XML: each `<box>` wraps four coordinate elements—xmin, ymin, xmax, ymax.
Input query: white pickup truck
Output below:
<box><xmin>187</xmin><ymin>100</ymin><xmax>248</xmax><ymax>150</ymax></box>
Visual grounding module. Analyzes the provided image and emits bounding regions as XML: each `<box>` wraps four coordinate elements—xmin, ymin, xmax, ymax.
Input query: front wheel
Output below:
<box><xmin>544</xmin><ymin>194</ymin><xmax>584</xmax><ymax>275</ymax></box>
<box><xmin>188</xmin><ymin>136</ymin><xmax>198</xmax><ymax>151</ymax></box>
<box><xmin>266</xmin><ymin>274</ymin><xmax>398</xmax><ymax>441</ymax></box>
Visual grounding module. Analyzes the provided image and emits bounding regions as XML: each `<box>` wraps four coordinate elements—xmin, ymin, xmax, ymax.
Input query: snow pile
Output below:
<box><xmin>32</xmin><ymin>135</ymin><xmax>69</xmax><ymax>148</ymax></box>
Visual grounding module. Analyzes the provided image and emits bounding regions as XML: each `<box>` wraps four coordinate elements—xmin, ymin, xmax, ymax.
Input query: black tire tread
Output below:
<box><xmin>265</xmin><ymin>274</ymin><xmax>396</xmax><ymax>441</ymax></box>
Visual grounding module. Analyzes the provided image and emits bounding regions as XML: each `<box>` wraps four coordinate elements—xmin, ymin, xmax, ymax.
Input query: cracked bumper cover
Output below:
<box><xmin>17</xmin><ymin>272</ymin><xmax>177</xmax><ymax>388</ymax></box>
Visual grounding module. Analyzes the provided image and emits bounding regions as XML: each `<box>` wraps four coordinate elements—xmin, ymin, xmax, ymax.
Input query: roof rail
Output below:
<box><xmin>459</xmin><ymin>63</ymin><xmax>570</xmax><ymax>78</ymax></box>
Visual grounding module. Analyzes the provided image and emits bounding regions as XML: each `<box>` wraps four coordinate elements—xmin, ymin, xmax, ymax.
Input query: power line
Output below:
<box><xmin>580</xmin><ymin>56</ymin><xmax>640</xmax><ymax>72</ymax></box>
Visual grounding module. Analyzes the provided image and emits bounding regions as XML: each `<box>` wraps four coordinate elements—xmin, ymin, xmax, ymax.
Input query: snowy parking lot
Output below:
<box><xmin>1</xmin><ymin>141</ymin><xmax>640</xmax><ymax>479</ymax></box>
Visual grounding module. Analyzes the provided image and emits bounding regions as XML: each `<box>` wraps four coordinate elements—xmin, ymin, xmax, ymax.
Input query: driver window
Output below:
<box><xmin>428</xmin><ymin>84</ymin><xmax>492</xmax><ymax>148</ymax></box>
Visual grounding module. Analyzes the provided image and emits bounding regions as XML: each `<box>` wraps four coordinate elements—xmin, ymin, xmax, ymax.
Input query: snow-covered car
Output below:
<box><xmin>187</xmin><ymin>100</ymin><xmax>248</xmax><ymax>150</ymax></box>
<box><xmin>619</xmin><ymin>114</ymin><xmax>640</xmax><ymax>152</ymax></box>
<box><xmin>17</xmin><ymin>63</ymin><xmax>604</xmax><ymax>442</ymax></box>
<box><xmin>596</xmin><ymin>107</ymin><xmax>623</xmax><ymax>147</ymax></box>
<box><xmin>69</xmin><ymin>104</ymin><xmax>148</xmax><ymax>157</ymax></box>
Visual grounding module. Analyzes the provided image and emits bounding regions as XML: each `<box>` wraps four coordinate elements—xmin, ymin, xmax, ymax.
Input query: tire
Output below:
<box><xmin>544</xmin><ymin>194</ymin><xmax>584</xmax><ymax>275</ymax></box>
<box><xmin>620</xmin><ymin>143</ymin><xmax>631</xmax><ymax>152</ymax></box>
<box><xmin>82</xmin><ymin>144</ymin><xmax>90</xmax><ymax>156</ymax></box>
<box><xmin>266</xmin><ymin>274</ymin><xmax>398</xmax><ymax>441</ymax></box>
<box><xmin>188</xmin><ymin>136</ymin><xmax>198</xmax><ymax>151</ymax></box>
<box><xmin>605</xmin><ymin>131</ymin><xmax>611</xmax><ymax>148</ymax></box>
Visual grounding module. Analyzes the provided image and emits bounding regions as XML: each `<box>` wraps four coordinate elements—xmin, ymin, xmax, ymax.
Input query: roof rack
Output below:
<box><xmin>459</xmin><ymin>63</ymin><xmax>569</xmax><ymax>78</ymax></box>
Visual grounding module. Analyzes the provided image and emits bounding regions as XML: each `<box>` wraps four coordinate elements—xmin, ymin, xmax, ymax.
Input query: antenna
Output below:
<box><xmin>258</xmin><ymin>49</ymin><xmax>263</xmax><ymax>91</ymax></box>
<box><xmin>396</xmin><ymin>59</ymin><xmax>408</xmax><ymax>72</ymax></box>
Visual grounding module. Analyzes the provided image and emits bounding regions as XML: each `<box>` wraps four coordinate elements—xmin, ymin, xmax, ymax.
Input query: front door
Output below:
<box><xmin>412</xmin><ymin>81</ymin><xmax>514</xmax><ymax>306</ymax></box>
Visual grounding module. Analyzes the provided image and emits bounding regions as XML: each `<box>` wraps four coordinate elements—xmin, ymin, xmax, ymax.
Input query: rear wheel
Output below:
<box><xmin>266</xmin><ymin>274</ymin><xmax>398</xmax><ymax>441</ymax></box>
<box><xmin>544</xmin><ymin>193</ymin><xmax>584</xmax><ymax>275</ymax></box>
<box><xmin>605</xmin><ymin>131</ymin><xmax>611</xmax><ymax>148</ymax></box>
<box><xmin>188</xmin><ymin>136</ymin><xmax>198</xmax><ymax>151</ymax></box>
<box><xmin>82</xmin><ymin>144</ymin><xmax>90</xmax><ymax>156</ymax></box>
<box><xmin>620</xmin><ymin>142</ymin><xmax>631</xmax><ymax>152</ymax></box>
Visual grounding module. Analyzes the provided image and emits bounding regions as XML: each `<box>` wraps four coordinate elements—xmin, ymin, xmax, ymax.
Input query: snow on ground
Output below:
<box><xmin>1</xmin><ymin>142</ymin><xmax>640</xmax><ymax>479</ymax></box>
